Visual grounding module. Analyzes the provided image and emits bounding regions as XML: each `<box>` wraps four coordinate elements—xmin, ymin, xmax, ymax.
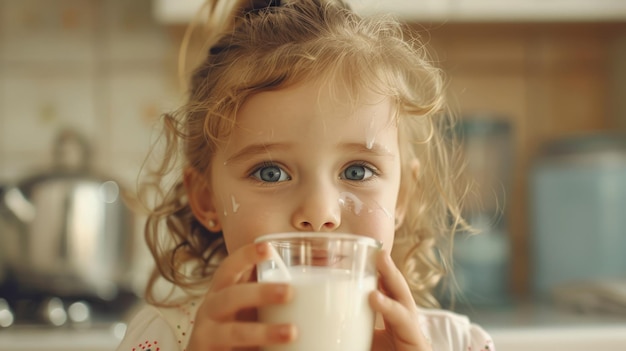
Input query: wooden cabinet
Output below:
<box><xmin>152</xmin><ymin>0</ymin><xmax>626</xmax><ymax>23</ymax></box>
<box><xmin>425</xmin><ymin>22</ymin><xmax>626</xmax><ymax>297</ymax></box>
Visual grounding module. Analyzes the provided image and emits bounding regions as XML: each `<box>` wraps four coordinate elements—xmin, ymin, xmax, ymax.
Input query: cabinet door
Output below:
<box><xmin>153</xmin><ymin>0</ymin><xmax>203</xmax><ymax>23</ymax></box>
<box><xmin>152</xmin><ymin>0</ymin><xmax>626</xmax><ymax>23</ymax></box>
<box><xmin>448</xmin><ymin>0</ymin><xmax>626</xmax><ymax>21</ymax></box>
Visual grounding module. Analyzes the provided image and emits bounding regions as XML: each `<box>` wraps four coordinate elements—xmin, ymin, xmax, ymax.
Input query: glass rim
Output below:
<box><xmin>254</xmin><ymin>232</ymin><xmax>382</xmax><ymax>249</ymax></box>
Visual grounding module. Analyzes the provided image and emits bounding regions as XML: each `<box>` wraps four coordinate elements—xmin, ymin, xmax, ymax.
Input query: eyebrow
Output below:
<box><xmin>225</xmin><ymin>143</ymin><xmax>291</xmax><ymax>164</ymax></box>
<box><xmin>339</xmin><ymin>142</ymin><xmax>395</xmax><ymax>157</ymax></box>
<box><xmin>225</xmin><ymin>141</ymin><xmax>394</xmax><ymax>164</ymax></box>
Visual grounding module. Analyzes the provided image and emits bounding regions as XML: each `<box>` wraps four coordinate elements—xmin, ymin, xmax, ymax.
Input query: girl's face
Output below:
<box><xmin>206</xmin><ymin>80</ymin><xmax>402</xmax><ymax>253</ymax></box>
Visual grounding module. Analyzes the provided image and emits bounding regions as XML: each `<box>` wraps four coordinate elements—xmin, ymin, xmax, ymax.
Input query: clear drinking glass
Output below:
<box><xmin>255</xmin><ymin>232</ymin><xmax>381</xmax><ymax>351</ymax></box>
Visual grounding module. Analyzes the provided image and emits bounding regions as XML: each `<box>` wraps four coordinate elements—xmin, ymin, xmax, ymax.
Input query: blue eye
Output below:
<box><xmin>252</xmin><ymin>165</ymin><xmax>290</xmax><ymax>182</ymax></box>
<box><xmin>342</xmin><ymin>164</ymin><xmax>374</xmax><ymax>181</ymax></box>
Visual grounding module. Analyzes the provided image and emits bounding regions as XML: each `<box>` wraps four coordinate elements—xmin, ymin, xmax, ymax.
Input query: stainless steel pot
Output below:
<box><xmin>0</xmin><ymin>130</ymin><xmax>135</xmax><ymax>301</ymax></box>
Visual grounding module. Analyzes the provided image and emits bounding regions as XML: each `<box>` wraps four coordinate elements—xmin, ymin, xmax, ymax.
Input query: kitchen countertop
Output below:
<box><xmin>457</xmin><ymin>300</ymin><xmax>626</xmax><ymax>351</ymax></box>
<box><xmin>1</xmin><ymin>301</ymin><xmax>625</xmax><ymax>351</ymax></box>
<box><xmin>0</xmin><ymin>322</ymin><xmax>124</xmax><ymax>351</ymax></box>
<box><xmin>460</xmin><ymin>300</ymin><xmax>626</xmax><ymax>327</ymax></box>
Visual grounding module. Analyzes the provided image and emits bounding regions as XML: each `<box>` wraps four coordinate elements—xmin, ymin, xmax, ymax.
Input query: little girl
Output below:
<box><xmin>117</xmin><ymin>0</ymin><xmax>495</xmax><ymax>350</ymax></box>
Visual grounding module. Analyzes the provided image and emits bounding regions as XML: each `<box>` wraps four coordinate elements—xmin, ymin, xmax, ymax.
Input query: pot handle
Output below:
<box><xmin>53</xmin><ymin>128</ymin><xmax>92</xmax><ymax>171</ymax></box>
<box><xmin>1</xmin><ymin>186</ymin><xmax>36</xmax><ymax>223</ymax></box>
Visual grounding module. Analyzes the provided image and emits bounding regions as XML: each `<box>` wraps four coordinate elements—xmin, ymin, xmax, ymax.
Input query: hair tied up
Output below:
<box><xmin>243</xmin><ymin>0</ymin><xmax>281</xmax><ymax>13</ymax></box>
<box><xmin>208</xmin><ymin>0</ymin><xmax>282</xmax><ymax>55</ymax></box>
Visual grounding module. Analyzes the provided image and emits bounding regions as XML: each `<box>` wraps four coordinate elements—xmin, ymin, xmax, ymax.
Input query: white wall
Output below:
<box><xmin>0</xmin><ymin>0</ymin><xmax>181</xmax><ymax>186</ymax></box>
<box><xmin>0</xmin><ymin>0</ymin><xmax>184</xmax><ymax>294</ymax></box>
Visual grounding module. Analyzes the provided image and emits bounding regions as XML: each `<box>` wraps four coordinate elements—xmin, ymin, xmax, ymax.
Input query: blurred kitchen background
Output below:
<box><xmin>0</xmin><ymin>0</ymin><xmax>625</xmax><ymax>350</ymax></box>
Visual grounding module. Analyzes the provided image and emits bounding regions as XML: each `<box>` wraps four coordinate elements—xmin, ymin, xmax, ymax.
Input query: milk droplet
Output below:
<box><xmin>366</xmin><ymin>119</ymin><xmax>376</xmax><ymax>149</ymax></box>
<box><xmin>338</xmin><ymin>192</ymin><xmax>364</xmax><ymax>215</ymax></box>
<box><xmin>231</xmin><ymin>195</ymin><xmax>240</xmax><ymax>213</ymax></box>
<box><xmin>380</xmin><ymin>206</ymin><xmax>393</xmax><ymax>219</ymax></box>
<box><xmin>338</xmin><ymin>192</ymin><xmax>393</xmax><ymax>220</ymax></box>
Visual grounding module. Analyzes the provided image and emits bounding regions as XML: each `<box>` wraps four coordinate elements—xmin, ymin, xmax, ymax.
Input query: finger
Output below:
<box><xmin>369</xmin><ymin>291</ymin><xmax>429</xmax><ymax>348</ymax></box>
<box><xmin>191</xmin><ymin>321</ymin><xmax>296</xmax><ymax>349</ymax></box>
<box><xmin>205</xmin><ymin>283</ymin><xmax>293</xmax><ymax>320</ymax></box>
<box><xmin>369</xmin><ymin>289</ymin><xmax>411</xmax><ymax>330</ymax></box>
<box><xmin>376</xmin><ymin>251</ymin><xmax>415</xmax><ymax>308</ymax></box>
<box><xmin>211</xmin><ymin>242</ymin><xmax>272</xmax><ymax>291</ymax></box>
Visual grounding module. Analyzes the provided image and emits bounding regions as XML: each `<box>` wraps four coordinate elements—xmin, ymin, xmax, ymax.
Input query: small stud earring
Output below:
<box><xmin>208</xmin><ymin>219</ymin><xmax>217</xmax><ymax>229</ymax></box>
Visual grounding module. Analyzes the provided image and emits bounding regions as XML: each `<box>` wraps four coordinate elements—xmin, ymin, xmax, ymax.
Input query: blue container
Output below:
<box><xmin>448</xmin><ymin>117</ymin><xmax>513</xmax><ymax>306</ymax></box>
<box><xmin>530</xmin><ymin>134</ymin><xmax>626</xmax><ymax>297</ymax></box>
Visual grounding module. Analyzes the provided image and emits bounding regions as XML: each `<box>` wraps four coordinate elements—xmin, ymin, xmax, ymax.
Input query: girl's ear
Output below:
<box><xmin>394</xmin><ymin>158</ymin><xmax>420</xmax><ymax>230</ymax></box>
<box><xmin>184</xmin><ymin>167</ymin><xmax>222</xmax><ymax>232</ymax></box>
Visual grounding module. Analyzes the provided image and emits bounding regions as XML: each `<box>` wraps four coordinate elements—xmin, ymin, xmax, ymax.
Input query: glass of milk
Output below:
<box><xmin>255</xmin><ymin>232</ymin><xmax>381</xmax><ymax>351</ymax></box>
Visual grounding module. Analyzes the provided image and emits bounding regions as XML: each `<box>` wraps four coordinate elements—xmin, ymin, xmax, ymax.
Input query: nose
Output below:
<box><xmin>291</xmin><ymin>180</ymin><xmax>341</xmax><ymax>232</ymax></box>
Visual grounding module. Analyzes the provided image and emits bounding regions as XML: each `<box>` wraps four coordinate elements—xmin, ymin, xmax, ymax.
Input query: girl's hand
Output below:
<box><xmin>187</xmin><ymin>242</ymin><xmax>296</xmax><ymax>351</ymax></box>
<box><xmin>369</xmin><ymin>251</ymin><xmax>433</xmax><ymax>351</ymax></box>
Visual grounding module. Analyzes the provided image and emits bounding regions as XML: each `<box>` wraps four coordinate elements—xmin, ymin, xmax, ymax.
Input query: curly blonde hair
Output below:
<box><xmin>140</xmin><ymin>0</ymin><xmax>467</xmax><ymax>308</ymax></box>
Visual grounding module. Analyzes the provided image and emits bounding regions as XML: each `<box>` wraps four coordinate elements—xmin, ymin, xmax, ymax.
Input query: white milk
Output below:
<box><xmin>259</xmin><ymin>266</ymin><xmax>377</xmax><ymax>351</ymax></box>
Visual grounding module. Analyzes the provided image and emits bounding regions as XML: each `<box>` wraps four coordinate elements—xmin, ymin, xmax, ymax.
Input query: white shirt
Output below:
<box><xmin>116</xmin><ymin>299</ymin><xmax>495</xmax><ymax>351</ymax></box>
